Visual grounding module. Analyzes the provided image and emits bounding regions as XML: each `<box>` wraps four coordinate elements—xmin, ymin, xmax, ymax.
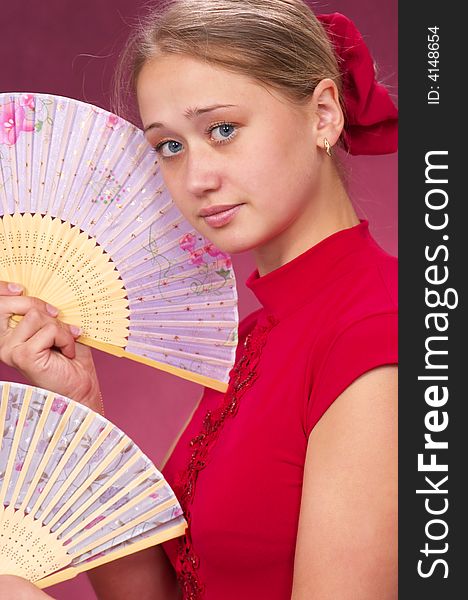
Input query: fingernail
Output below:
<box><xmin>70</xmin><ymin>325</ymin><xmax>82</xmax><ymax>337</ymax></box>
<box><xmin>46</xmin><ymin>303</ymin><xmax>59</xmax><ymax>317</ymax></box>
<box><xmin>7</xmin><ymin>283</ymin><xmax>23</xmax><ymax>293</ymax></box>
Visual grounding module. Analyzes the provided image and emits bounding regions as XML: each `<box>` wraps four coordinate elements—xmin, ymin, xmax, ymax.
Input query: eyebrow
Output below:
<box><xmin>143</xmin><ymin>104</ymin><xmax>237</xmax><ymax>133</ymax></box>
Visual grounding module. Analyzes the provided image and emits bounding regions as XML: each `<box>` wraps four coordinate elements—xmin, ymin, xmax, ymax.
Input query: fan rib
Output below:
<box><xmin>38</xmin><ymin>422</ymin><xmax>115</xmax><ymax>524</ymax></box>
<box><xmin>10</xmin><ymin>391</ymin><xmax>55</xmax><ymax>509</ymax></box>
<box><xmin>35</xmin><ymin>520</ymin><xmax>187</xmax><ymax>588</ymax></box>
<box><xmin>51</xmin><ymin>460</ymin><xmax>163</xmax><ymax>537</ymax></box>
<box><xmin>0</xmin><ymin>385</ymin><xmax>32</xmax><ymax>507</ymax></box>
<box><xmin>69</xmin><ymin>496</ymin><xmax>179</xmax><ymax>556</ymax></box>
<box><xmin>25</xmin><ymin>409</ymin><xmax>92</xmax><ymax>518</ymax></box>
<box><xmin>64</xmin><ymin>478</ymin><xmax>168</xmax><ymax>547</ymax></box>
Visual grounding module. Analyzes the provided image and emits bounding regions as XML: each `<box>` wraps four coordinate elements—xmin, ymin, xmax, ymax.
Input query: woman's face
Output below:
<box><xmin>137</xmin><ymin>53</ymin><xmax>322</xmax><ymax>255</ymax></box>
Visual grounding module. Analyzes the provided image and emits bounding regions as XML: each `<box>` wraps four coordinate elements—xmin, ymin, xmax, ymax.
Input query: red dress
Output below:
<box><xmin>162</xmin><ymin>220</ymin><xmax>398</xmax><ymax>599</ymax></box>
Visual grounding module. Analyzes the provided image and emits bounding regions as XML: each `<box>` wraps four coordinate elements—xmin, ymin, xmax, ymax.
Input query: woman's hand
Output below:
<box><xmin>0</xmin><ymin>575</ymin><xmax>55</xmax><ymax>599</ymax></box>
<box><xmin>0</xmin><ymin>281</ymin><xmax>101</xmax><ymax>411</ymax></box>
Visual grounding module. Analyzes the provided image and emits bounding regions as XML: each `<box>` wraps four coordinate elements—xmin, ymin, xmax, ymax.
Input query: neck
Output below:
<box><xmin>253</xmin><ymin>167</ymin><xmax>360</xmax><ymax>277</ymax></box>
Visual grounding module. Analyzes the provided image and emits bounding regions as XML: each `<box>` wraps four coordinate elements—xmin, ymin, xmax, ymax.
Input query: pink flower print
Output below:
<box><xmin>51</xmin><ymin>397</ymin><xmax>68</xmax><ymax>414</ymax></box>
<box><xmin>15</xmin><ymin>462</ymin><xmax>23</xmax><ymax>472</ymax></box>
<box><xmin>150</xmin><ymin>492</ymin><xmax>160</xmax><ymax>500</ymax></box>
<box><xmin>84</xmin><ymin>515</ymin><xmax>106</xmax><ymax>530</ymax></box>
<box><xmin>203</xmin><ymin>242</ymin><xmax>223</xmax><ymax>257</ymax></box>
<box><xmin>218</xmin><ymin>256</ymin><xmax>232</xmax><ymax>269</ymax></box>
<box><xmin>189</xmin><ymin>249</ymin><xmax>206</xmax><ymax>266</ymax></box>
<box><xmin>0</xmin><ymin>102</ymin><xmax>34</xmax><ymax>145</ymax></box>
<box><xmin>106</xmin><ymin>114</ymin><xmax>120</xmax><ymax>129</ymax></box>
<box><xmin>19</xmin><ymin>94</ymin><xmax>35</xmax><ymax>110</ymax></box>
<box><xmin>179</xmin><ymin>233</ymin><xmax>196</xmax><ymax>252</ymax></box>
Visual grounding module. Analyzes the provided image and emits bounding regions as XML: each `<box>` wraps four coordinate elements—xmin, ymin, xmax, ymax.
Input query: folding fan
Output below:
<box><xmin>0</xmin><ymin>92</ymin><xmax>238</xmax><ymax>392</ymax></box>
<box><xmin>0</xmin><ymin>380</ymin><xmax>186</xmax><ymax>588</ymax></box>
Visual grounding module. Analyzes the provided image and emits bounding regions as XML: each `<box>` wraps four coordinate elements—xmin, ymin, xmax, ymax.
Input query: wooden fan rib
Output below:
<box><xmin>18</xmin><ymin>401</ymin><xmax>77</xmax><ymax>512</ymax></box>
<box><xmin>39</xmin><ymin>422</ymin><xmax>115</xmax><ymax>524</ymax></box>
<box><xmin>0</xmin><ymin>383</ymin><xmax>12</xmax><ymax>504</ymax></box>
<box><xmin>61</xmin><ymin>475</ymin><xmax>166</xmax><ymax>544</ymax></box>
<box><xmin>35</xmin><ymin>520</ymin><xmax>187</xmax><ymax>589</ymax></box>
<box><xmin>51</xmin><ymin>453</ymin><xmax>160</xmax><ymax>537</ymax></box>
<box><xmin>27</xmin><ymin>213</ymin><xmax>60</xmax><ymax>296</ymax></box>
<box><xmin>78</xmin><ymin>340</ymin><xmax>230</xmax><ymax>391</ymax></box>
<box><xmin>49</xmin><ymin>438</ymin><xmax>140</xmax><ymax>534</ymax></box>
<box><xmin>68</xmin><ymin>495</ymin><xmax>179</xmax><ymax>557</ymax></box>
<box><xmin>28</xmin><ymin>411</ymin><xmax>95</xmax><ymax>520</ymax></box>
<box><xmin>0</xmin><ymin>385</ymin><xmax>32</xmax><ymax>507</ymax></box>
<box><xmin>10</xmin><ymin>391</ymin><xmax>55</xmax><ymax>510</ymax></box>
<box><xmin>1</xmin><ymin>212</ymin><xmax>22</xmax><ymax>289</ymax></box>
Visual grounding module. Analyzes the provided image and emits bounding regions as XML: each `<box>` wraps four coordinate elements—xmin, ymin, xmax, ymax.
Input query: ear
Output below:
<box><xmin>310</xmin><ymin>78</ymin><xmax>344</xmax><ymax>152</ymax></box>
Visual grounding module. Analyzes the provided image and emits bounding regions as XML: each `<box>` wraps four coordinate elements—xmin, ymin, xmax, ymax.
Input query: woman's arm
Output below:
<box><xmin>86</xmin><ymin>546</ymin><xmax>181</xmax><ymax>600</ymax></box>
<box><xmin>291</xmin><ymin>365</ymin><xmax>398</xmax><ymax>600</ymax></box>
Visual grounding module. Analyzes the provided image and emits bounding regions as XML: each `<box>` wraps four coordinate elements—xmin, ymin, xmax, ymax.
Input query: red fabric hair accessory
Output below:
<box><xmin>317</xmin><ymin>12</ymin><xmax>398</xmax><ymax>155</ymax></box>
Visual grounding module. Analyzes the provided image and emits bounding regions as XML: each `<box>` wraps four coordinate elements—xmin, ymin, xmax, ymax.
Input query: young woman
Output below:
<box><xmin>0</xmin><ymin>1</ymin><xmax>398</xmax><ymax>598</ymax></box>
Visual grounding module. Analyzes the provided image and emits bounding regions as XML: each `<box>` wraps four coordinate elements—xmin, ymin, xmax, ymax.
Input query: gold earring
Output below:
<box><xmin>324</xmin><ymin>138</ymin><xmax>332</xmax><ymax>157</ymax></box>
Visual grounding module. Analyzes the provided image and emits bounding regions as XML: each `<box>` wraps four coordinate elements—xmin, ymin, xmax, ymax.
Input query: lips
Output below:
<box><xmin>200</xmin><ymin>204</ymin><xmax>244</xmax><ymax>228</ymax></box>
<box><xmin>199</xmin><ymin>204</ymin><xmax>241</xmax><ymax>217</ymax></box>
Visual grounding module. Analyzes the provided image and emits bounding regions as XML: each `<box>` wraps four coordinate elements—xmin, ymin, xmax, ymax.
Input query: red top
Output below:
<box><xmin>162</xmin><ymin>220</ymin><xmax>398</xmax><ymax>599</ymax></box>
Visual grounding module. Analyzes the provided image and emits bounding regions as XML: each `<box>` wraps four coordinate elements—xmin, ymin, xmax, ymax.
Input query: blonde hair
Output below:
<box><xmin>114</xmin><ymin>0</ymin><xmax>344</xmax><ymax>122</ymax></box>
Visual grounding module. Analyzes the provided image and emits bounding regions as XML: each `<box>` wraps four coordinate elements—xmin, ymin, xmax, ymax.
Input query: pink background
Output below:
<box><xmin>0</xmin><ymin>1</ymin><xmax>397</xmax><ymax>598</ymax></box>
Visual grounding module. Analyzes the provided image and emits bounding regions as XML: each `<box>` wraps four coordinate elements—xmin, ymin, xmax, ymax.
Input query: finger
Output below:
<box><xmin>7</xmin><ymin>309</ymin><xmax>77</xmax><ymax>360</ymax></box>
<box><xmin>0</xmin><ymin>295</ymin><xmax>60</xmax><ymax>331</ymax></box>
<box><xmin>13</xmin><ymin>322</ymin><xmax>77</xmax><ymax>368</ymax></box>
<box><xmin>0</xmin><ymin>280</ymin><xmax>24</xmax><ymax>295</ymax></box>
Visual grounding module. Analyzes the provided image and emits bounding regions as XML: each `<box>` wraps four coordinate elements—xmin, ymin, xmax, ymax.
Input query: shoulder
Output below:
<box><xmin>293</xmin><ymin>365</ymin><xmax>398</xmax><ymax>598</ymax></box>
<box><xmin>303</xmin><ymin>244</ymin><xmax>398</xmax><ymax>434</ymax></box>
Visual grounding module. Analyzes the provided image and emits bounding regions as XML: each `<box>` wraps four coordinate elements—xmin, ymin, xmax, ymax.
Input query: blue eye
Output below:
<box><xmin>210</xmin><ymin>123</ymin><xmax>237</xmax><ymax>142</ymax></box>
<box><xmin>155</xmin><ymin>140</ymin><xmax>183</xmax><ymax>157</ymax></box>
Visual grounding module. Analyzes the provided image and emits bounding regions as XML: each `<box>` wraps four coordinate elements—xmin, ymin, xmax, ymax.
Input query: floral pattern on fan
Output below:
<box><xmin>0</xmin><ymin>381</ymin><xmax>187</xmax><ymax>587</ymax></box>
<box><xmin>0</xmin><ymin>94</ymin><xmax>53</xmax><ymax>145</ymax></box>
<box><xmin>0</xmin><ymin>92</ymin><xmax>239</xmax><ymax>391</ymax></box>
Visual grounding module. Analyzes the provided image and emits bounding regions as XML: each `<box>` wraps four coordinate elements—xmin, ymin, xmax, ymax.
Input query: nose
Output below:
<box><xmin>184</xmin><ymin>147</ymin><xmax>222</xmax><ymax>197</ymax></box>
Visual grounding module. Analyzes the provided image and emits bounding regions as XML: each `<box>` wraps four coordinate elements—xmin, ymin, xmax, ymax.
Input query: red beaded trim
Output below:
<box><xmin>175</xmin><ymin>315</ymin><xmax>279</xmax><ymax>599</ymax></box>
